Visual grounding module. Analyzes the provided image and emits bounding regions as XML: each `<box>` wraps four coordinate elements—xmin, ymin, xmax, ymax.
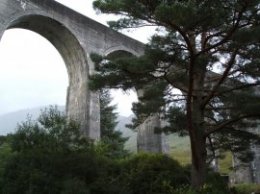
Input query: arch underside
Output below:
<box><xmin>2</xmin><ymin>14</ymin><xmax>96</xmax><ymax>137</ymax></box>
<box><xmin>0</xmin><ymin>0</ymin><xmax>163</xmax><ymax>151</ymax></box>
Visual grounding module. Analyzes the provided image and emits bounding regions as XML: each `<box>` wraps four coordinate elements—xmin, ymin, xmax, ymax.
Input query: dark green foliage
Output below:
<box><xmin>233</xmin><ymin>183</ymin><xmax>260</xmax><ymax>194</ymax></box>
<box><xmin>161</xmin><ymin>106</ymin><xmax>187</xmax><ymax>135</ymax></box>
<box><xmin>99</xmin><ymin>89</ymin><xmax>129</xmax><ymax>158</ymax></box>
<box><xmin>0</xmin><ymin>106</ymin><xmax>237</xmax><ymax>194</ymax></box>
<box><xmin>172</xmin><ymin>171</ymin><xmax>233</xmax><ymax>194</ymax></box>
<box><xmin>0</xmin><ymin>107</ymin><xmax>98</xmax><ymax>194</ymax></box>
<box><xmin>0</xmin><ymin>135</ymin><xmax>12</xmax><ymax>191</ymax></box>
<box><xmin>0</xmin><ymin>110</ymin><xmax>252</xmax><ymax>194</ymax></box>
<box><xmin>118</xmin><ymin>153</ymin><xmax>189</xmax><ymax>194</ymax></box>
<box><xmin>0</xmin><ymin>107</ymin><xmax>129</xmax><ymax>194</ymax></box>
<box><xmin>61</xmin><ymin>178</ymin><xmax>90</xmax><ymax>194</ymax></box>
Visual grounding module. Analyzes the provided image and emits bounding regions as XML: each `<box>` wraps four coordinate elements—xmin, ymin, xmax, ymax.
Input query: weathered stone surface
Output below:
<box><xmin>251</xmin><ymin>143</ymin><xmax>260</xmax><ymax>183</ymax></box>
<box><xmin>0</xmin><ymin>0</ymin><xmax>144</xmax><ymax>140</ymax></box>
<box><xmin>137</xmin><ymin>114</ymin><xmax>169</xmax><ymax>153</ymax></box>
<box><xmin>230</xmin><ymin>127</ymin><xmax>260</xmax><ymax>184</ymax></box>
<box><xmin>230</xmin><ymin>154</ymin><xmax>253</xmax><ymax>184</ymax></box>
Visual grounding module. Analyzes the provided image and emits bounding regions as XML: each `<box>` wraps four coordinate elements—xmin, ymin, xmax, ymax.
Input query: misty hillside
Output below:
<box><xmin>116</xmin><ymin>115</ymin><xmax>137</xmax><ymax>152</ymax></box>
<box><xmin>0</xmin><ymin>108</ymin><xmax>189</xmax><ymax>156</ymax></box>
<box><xmin>0</xmin><ymin>106</ymin><xmax>65</xmax><ymax>135</ymax></box>
<box><xmin>0</xmin><ymin>107</ymin><xmax>138</xmax><ymax>151</ymax></box>
<box><xmin>0</xmin><ymin>107</ymin><xmax>135</xmax><ymax>134</ymax></box>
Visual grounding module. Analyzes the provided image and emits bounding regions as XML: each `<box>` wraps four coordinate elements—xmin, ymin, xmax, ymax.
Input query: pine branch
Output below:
<box><xmin>112</xmin><ymin>23</ymin><xmax>158</xmax><ymax>29</ymax></box>
<box><xmin>217</xmin><ymin>81</ymin><xmax>260</xmax><ymax>96</ymax></box>
<box><xmin>202</xmin><ymin>49</ymin><xmax>238</xmax><ymax>108</ymax></box>
<box><xmin>196</xmin><ymin>3</ymin><xmax>247</xmax><ymax>56</ymax></box>
<box><xmin>205</xmin><ymin>106</ymin><xmax>236</xmax><ymax>111</ymax></box>
<box><xmin>205</xmin><ymin>114</ymin><xmax>260</xmax><ymax>137</ymax></box>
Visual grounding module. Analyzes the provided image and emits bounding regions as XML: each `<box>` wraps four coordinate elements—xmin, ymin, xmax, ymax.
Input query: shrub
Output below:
<box><xmin>0</xmin><ymin>107</ymin><xmax>237</xmax><ymax>194</ymax></box>
<box><xmin>119</xmin><ymin>153</ymin><xmax>190</xmax><ymax>194</ymax></box>
<box><xmin>172</xmin><ymin>171</ymin><xmax>233</xmax><ymax>194</ymax></box>
<box><xmin>233</xmin><ymin>183</ymin><xmax>260</xmax><ymax>194</ymax></box>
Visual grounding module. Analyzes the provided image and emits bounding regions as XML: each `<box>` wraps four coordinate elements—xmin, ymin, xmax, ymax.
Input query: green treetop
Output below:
<box><xmin>99</xmin><ymin>89</ymin><xmax>129</xmax><ymax>158</ymax></box>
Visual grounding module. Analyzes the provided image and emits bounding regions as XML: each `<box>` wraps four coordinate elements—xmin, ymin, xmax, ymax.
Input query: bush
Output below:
<box><xmin>0</xmin><ymin>137</ymin><xmax>12</xmax><ymax>191</ymax></box>
<box><xmin>0</xmin><ymin>107</ymin><xmax>106</xmax><ymax>194</ymax></box>
<box><xmin>61</xmin><ymin>178</ymin><xmax>90</xmax><ymax>194</ymax></box>
<box><xmin>0</xmin><ymin>107</ymin><xmax>237</xmax><ymax>194</ymax></box>
<box><xmin>233</xmin><ymin>183</ymin><xmax>260</xmax><ymax>194</ymax></box>
<box><xmin>0</xmin><ymin>107</ymin><xmax>130</xmax><ymax>194</ymax></box>
<box><xmin>118</xmin><ymin>153</ymin><xmax>190</xmax><ymax>194</ymax></box>
<box><xmin>171</xmin><ymin>170</ymin><xmax>233</xmax><ymax>194</ymax></box>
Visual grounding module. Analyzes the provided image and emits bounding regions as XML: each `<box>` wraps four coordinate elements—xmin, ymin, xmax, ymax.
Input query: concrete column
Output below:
<box><xmin>135</xmin><ymin>88</ymin><xmax>169</xmax><ymax>153</ymax></box>
<box><xmin>137</xmin><ymin>114</ymin><xmax>169</xmax><ymax>153</ymax></box>
<box><xmin>87</xmin><ymin>54</ymin><xmax>100</xmax><ymax>140</ymax></box>
<box><xmin>65</xmin><ymin>54</ymin><xmax>100</xmax><ymax>140</ymax></box>
<box><xmin>230</xmin><ymin>153</ymin><xmax>253</xmax><ymax>184</ymax></box>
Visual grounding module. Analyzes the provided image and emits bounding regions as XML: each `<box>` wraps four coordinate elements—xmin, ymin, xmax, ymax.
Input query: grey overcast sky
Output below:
<box><xmin>0</xmin><ymin>0</ymin><xmax>155</xmax><ymax>116</ymax></box>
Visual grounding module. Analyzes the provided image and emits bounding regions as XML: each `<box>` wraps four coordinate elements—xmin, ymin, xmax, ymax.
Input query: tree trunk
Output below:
<box><xmin>186</xmin><ymin>43</ymin><xmax>208</xmax><ymax>188</ymax></box>
<box><xmin>188</xmin><ymin>67</ymin><xmax>207</xmax><ymax>189</ymax></box>
<box><xmin>190</xmin><ymin>134</ymin><xmax>207</xmax><ymax>189</ymax></box>
<box><xmin>188</xmin><ymin>96</ymin><xmax>208</xmax><ymax>189</ymax></box>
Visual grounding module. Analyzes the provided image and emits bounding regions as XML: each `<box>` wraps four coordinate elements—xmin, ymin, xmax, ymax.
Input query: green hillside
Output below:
<box><xmin>166</xmin><ymin>134</ymin><xmax>191</xmax><ymax>165</ymax></box>
<box><xmin>117</xmin><ymin>120</ymin><xmax>232</xmax><ymax>173</ymax></box>
<box><xmin>116</xmin><ymin>116</ymin><xmax>191</xmax><ymax>164</ymax></box>
<box><xmin>116</xmin><ymin>115</ymin><xmax>137</xmax><ymax>152</ymax></box>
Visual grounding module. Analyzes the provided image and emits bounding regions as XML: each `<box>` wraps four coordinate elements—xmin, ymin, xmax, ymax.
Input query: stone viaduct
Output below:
<box><xmin>0</xmin><ymin>0</ymin><xmax>166</xmax><ymax>152</ymax></box>
<box><xmin>1</xmin><ymin>0</ymin><xmax>259</xmax><ymax>184</ymax></box>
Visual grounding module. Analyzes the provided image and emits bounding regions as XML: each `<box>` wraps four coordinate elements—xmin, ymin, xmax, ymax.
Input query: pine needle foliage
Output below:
<box><xmin>99</xmin><ymin>89</ymin><xmax>129</xmax><ymax>158</ymax></box>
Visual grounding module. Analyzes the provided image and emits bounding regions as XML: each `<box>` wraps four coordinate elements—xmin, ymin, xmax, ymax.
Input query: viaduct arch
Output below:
<box><xmin>1</xmin><ymin>0</ymin><xmax>259</xmax><ymax>185</ymax></box>
<box><xmin>0</xmin><ymin>0</ymin><xmax>145</xmax><ymax>140</ymax></box>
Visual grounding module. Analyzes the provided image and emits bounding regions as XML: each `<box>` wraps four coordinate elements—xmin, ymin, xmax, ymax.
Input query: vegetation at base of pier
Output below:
<box><xmin>0</xmin><ymin>107</ymin><xmax>189</xmax><ymax>193</ymax></box>
<box><xmin>0</xmin><ymin>106</ymin><xmax>258</xmax><ymax>194</ymax></box>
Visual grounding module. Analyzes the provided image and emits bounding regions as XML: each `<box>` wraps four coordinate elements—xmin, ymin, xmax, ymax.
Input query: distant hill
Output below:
<box><xmin>0</xmin><ymin>107</ymin><xmax>138</xmax><ymax>151</ymax></box>
<box><xmin>0</xmin><ymin>107</ymin><xmax>135</xmax><ymax>136</ymax></box>
<box><xmin>116</xmin><ymin>115</ymin><xmax>137</xmax><ymax>152</ymax></box>
<box><xmin>0</xmin><ymin>108</ymin><xmax>189</xmax><ymax>159</ymax></box>
<box><xmin>0</xmin><ymin>106</ymin><xmax>65</xmax><ymax>135</ymax></box>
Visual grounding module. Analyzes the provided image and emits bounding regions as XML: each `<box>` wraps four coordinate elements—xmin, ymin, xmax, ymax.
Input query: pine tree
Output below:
<box><xmin>99</xmin><ymin>89</ymin><xmax>128</xmax><ymax>158</ymax></box>
<box><xmin>90</xmin><ymin>0</ymin><xmax>260</xmax><ymax>188</ymax></box>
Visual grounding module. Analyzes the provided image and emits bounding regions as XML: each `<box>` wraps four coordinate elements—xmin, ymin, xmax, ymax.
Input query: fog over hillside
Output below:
<box><xmin>0</xmin><ymin>106</ymin><xmax>65</xmax><ymax>135</ymax></box>
<box><xmin>116</xmin><ymin>115</ymin><xmax>137</xmax><ymax>152</ymax></box>
<box><xmin>0</xmin><ymin>106</ymin><xmax>190</xmax><ymax>155</ymax></box>
<box><xmin>0</xmin><ymin>106</ymin><xmax>134</xmax><ymax>135</ymax></box>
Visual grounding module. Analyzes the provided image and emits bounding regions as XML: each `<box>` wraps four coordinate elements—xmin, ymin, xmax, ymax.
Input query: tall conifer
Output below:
<box><xmin>91</xmin><ymin>0</ymin><xmax>260</xmax><ymax>188</ymax></box>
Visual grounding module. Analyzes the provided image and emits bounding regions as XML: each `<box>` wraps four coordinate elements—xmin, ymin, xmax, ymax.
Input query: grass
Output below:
<box><xmin>219</xmin><ymin>152</ymin><xmax>233</xmax><ymax>174</ymax></box>
<box><xmin>125</xmin><ymin>132</ymin><xmax>233</xmax><ymax>174</ymax></box>
<box><xmin>166</xmin><ymin>134</ymin><xmax>233</xmax><ymax>173</ymax></box>
<box><xmin>170</xmin><ymin>149</ymin><xmax>191</xmax><ymax>166</ymax></box>
<box><xmin>166</xmin><ymin>134</ymin><xmax>191</xmax><ymax>165</ymax></box>
<box><xmin>233</xmin><ymin>183</ymin><xmax>260</xmax><ymax>194</ymax></box>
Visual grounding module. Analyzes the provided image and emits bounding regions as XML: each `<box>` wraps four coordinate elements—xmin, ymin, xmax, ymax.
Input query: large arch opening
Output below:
<box><xmin>0</xmin><ymin>14</ymin><xmax>93</xmax><ymax>136</ymax></box>
<box><xmin>0</xmin><ymin>28</ymin><xmax>68</xmax><ymax>114</ymax></box>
